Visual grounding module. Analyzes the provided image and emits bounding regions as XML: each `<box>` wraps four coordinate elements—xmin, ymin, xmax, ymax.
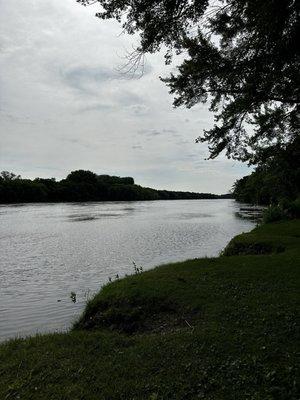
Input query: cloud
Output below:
<box><xmin>61</xmin><ymin>66</ymin><xmax>119</xmax><ymax>93</ymax></box>
<box><xmin>176</xmin><ymin>139</ymin><xmax>190</xmax><ymax>145</ymax></box>
<box><xmin>79</xmin><ymin>103</ymin><xmax>115</xmax><ymax>113</ymax></box>
<box><xmin>127</xmin><ymin>104</ymin><xmax>149</xmax><ymax>116</ymax></box>
<box><xmin>61</xmin><ymin>65</ymin><xmax>153</xmax><ymax>93</ymax></box>
<box><xmin>118</xmin><ymin>90</ymin><xmax>144</xmax><ymax>107</ymax></box>
<box><xmin>61</xmin><ymin>61</ymin><xmax>153</xmax><ymax>94</ymax></box>
<box><xmin>162</xmin><ymin>128</ymin><xmax>177</xmax><ymax>134</ymax></box>
<box><xmin>76</xmin><ymin>89</ymin><xmax>146</xmax><ymax>113</ymax></box>
<box><xmin>137</xmin><ymin>127</ymin><xmax>182</xmax><ymax>138</ymax></box>
<box><xmin>138</xmin><ymin>129</ymin><xmax>163</xmax><ymax>136</ymax></box>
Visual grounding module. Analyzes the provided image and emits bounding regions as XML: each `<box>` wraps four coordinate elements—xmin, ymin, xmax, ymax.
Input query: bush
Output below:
<box><xmin>286</xmin><ymin>198</ymin><xmax>300</xmax><ymax>219</ymax></box>
<box><xmin>263</xmin><ymin>205</ymin><xmax>287</xmax><ymax>223</ymax></box>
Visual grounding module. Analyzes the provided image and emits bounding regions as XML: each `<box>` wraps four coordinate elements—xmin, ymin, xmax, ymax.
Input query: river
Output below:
<box><xmin>0</xmin><ymin>199</ymin><xmax>255</xmax><ymax>341</ymax></box>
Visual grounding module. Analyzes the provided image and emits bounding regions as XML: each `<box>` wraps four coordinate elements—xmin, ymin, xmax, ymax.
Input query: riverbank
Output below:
<box><xmin>1</xmin><ymin>220</ymin><xmax>299</xmax><ymax>399</ymax></box>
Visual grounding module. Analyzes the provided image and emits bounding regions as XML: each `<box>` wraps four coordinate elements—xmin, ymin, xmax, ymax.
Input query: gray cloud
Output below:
<box><xmin>61</xmin><ymin>66</ymin><xmax>118</xmax><ymax>93</ymax></box>
<box><xmin>138</xmin><ymin>128</ymin><xmax>182</xmax><ymax>138</ymax></box>
<box><xmin>61</xmin><ymin>63</ymin><xmax>153</xmax><ymax>94</ymax></box>
<box><xmin>162</xmin><ymin>128</ymin><xmax>177</xmax><ymax>134</ymax></box>
<box><xmin>127</xmin><ymin>104</ymin><xmax>149</xmax><ymax>116</ymax></box>
<box><xmin>76</xmin><ymin>90</ymin><xmax>146</xmax><ymax>115</ymax></box>
<box><xmin>66</xmin><ymin>66</ymin><xmax>115</xmax><ymax>81</ymax></box>
<box><xmin>118</xmin><ymin>90</ymin><xmax>144</xmax><ymax>107</ymax></box>
<box><xmin>138</xmin><ymin>129</ymin><xmax>162</xmax><ymax>136</ymax></box>
<box><xmin>176</xmin><ymin>139</ymin><xmax>190</xmax><ymax>145</ymax></box>
<box><xmin>79</xmin><ymin>103</ymin><xmax>115</xmax><ymax>113</ymax></box>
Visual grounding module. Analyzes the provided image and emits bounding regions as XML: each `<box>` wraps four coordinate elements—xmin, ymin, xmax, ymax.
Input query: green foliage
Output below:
<box><xmin>66</xmin><ymin>169</ymin><xmax>98</xmax><ymax>184</ymax></box>
<box><xmin>233</xmin><ymin>137</ymin><xmax>300</xmax><ymax>205</ymax></box>
<box><xmin>262</xmin><ymin>199</ymin><xmax>300</xmax><ymax>223</ymax></box>
<box><xmin>1</xmin><ymin>220</ymin><xmax>299</xmax><ymax>399</ymax></box>
<box><xmin>98</xmin><ymin>175</ymin><xmax>134</xmax><ymax>186</ymax></box>
<box><xmin>281</xmin><ymin>198</ymin><xmax>300</xmax><ymax>219</ymax></box>
<box><xmin>263</xmin><ymin>205</ymin><xmax>287</xmax><ymax>223</ymax></box>
<box><xmin>78</xmin><ymin>0</ymin><xmax>300</xmax><ymax>162</ymax></box>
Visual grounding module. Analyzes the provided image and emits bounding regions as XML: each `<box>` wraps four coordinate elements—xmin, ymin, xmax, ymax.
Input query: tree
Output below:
<box><xmin>0</xmin><ymin>171</ymin><xmax>21</xmax><ymax>181</ymax></box>
<box><xmin>78</xmin><ymin>0</ymin><xmax>300</xmax><ymax>163</ymax></box>
<box><xmin>66</xmin><ymin>170</ymin><xmax>98</xmax><ymax>184</ymax></box>
<box><xmin>233</xmin><ymin>136</ymin><xmax>300</xmax><ymax>204</ymax></box>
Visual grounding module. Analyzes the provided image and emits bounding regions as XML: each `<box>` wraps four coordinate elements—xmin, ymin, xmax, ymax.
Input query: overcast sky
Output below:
<box><xmin>0</xmin><ymin>0</ymin><xmax>251</xmax><ymax>193</ymax></box>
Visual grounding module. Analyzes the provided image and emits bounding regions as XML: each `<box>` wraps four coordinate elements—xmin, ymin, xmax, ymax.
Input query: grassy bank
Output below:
<box><xmin>1</xmin><ymin>220</ymin><xmax>299</xmax><ymax>399</ymax></box>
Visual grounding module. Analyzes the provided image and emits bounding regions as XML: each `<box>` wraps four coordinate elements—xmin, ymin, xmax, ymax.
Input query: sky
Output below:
<box><xmin>0</xmin><ymin>0</ymin><xmax>251</xmax><ymax>194</ymax></box>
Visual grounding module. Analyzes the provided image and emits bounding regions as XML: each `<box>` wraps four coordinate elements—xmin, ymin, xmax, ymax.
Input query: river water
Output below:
<box><xmin>0</xmin><ymin>199</ymin><xmax>255</xmax><ymax>341</ymax></box>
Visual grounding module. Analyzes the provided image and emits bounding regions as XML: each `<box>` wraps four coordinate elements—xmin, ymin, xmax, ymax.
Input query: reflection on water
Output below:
<box><xmin>0</xmin><ymin>199</ymin><xmax>255</xmax><ymax>341</ymax></box>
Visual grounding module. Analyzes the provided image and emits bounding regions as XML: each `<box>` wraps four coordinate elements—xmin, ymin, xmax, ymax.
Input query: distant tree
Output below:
<box><xmin>34</xmin><ymin>178</ymin><xmax>57</xmax><ymax>187</ymax></box>
<box><xmin>98</xmin><ymin>175</ymin><xmax>135</xmax><ymax>186</ymax></box>
<box><xmin>66</xmin><ymin>170</ymin><xmax>98</xmax><ymax>184</ymax></box>
<box><xmin>0</xmin><ymin>171</ymin><xmax>21</xmax><ymax>181</ymax></box>
<box><xmin>34</xmin><ymin>178</ymin><xmax>57</xmax><ymax>201</ymax></box>
<box><xmin>120</xmin><ymin>177</ymin><xmax>135</xmax><ymax>185</ymax></box>
<box><xmin>78</xmin><ymin>0</ymin><xmax>300</xmax><ymax>163</ymax></box>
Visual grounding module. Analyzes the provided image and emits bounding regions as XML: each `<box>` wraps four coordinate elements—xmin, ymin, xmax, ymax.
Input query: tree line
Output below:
<box><xmin>0</xmin><ymin>169</ymin><xmax>230</xmax><ymax>204</ymax></box>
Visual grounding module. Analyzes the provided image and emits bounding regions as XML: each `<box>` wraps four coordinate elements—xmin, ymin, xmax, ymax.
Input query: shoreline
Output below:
<box><xmin>0</xmin><ymin>196</ymin><xmax>234</xmax><ymax>206</ymax></box>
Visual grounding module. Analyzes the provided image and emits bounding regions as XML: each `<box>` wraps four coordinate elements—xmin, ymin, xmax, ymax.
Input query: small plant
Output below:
<box><xmin>70</xmin><ymin>291</ymin><xmax>77</xmax><ymax>303</ymax></box>
<box><xmin>108</xmin><ymin>274</ymin><xmax>120</xmax><ymax>283</ymax></box>
<box><xmin>132</xmin><ymin>261</ymin><xmax>143</xmax><ymax>274</ymax></box>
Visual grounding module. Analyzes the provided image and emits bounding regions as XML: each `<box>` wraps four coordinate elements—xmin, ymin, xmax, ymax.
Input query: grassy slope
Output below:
<box><xmin>0</xmin><ymin>220</ymin><xmax>299</xmax><ymax>399</ymax></box>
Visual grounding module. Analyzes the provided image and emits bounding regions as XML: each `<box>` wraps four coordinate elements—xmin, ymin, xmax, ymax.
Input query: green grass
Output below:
<box><xmin>1</xmin><ymin>220</ymin><xmax>299</xmax><ymax>399</ymax></box>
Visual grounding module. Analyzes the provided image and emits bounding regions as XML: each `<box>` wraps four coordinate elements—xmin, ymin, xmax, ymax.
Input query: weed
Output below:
<box><xmin>132</xmin><ymin>261</ymin><xmax>143</xmax><ymax>274</ymax></box>
<box><xmin>70</xmin><ymin>291</ymin><xmax>77</xmax><ymax>303</ymax></box>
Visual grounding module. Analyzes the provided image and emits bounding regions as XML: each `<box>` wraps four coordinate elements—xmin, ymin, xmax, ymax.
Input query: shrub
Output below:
<box><xmin>263</xmin><ymin>205</ymin><xmax>287</xmax><ymax>223</ymax></box>
<box><xmin>286</xmin><ymin>198</ymin><xmax>300</xmax><ymax>219</ymax></box>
